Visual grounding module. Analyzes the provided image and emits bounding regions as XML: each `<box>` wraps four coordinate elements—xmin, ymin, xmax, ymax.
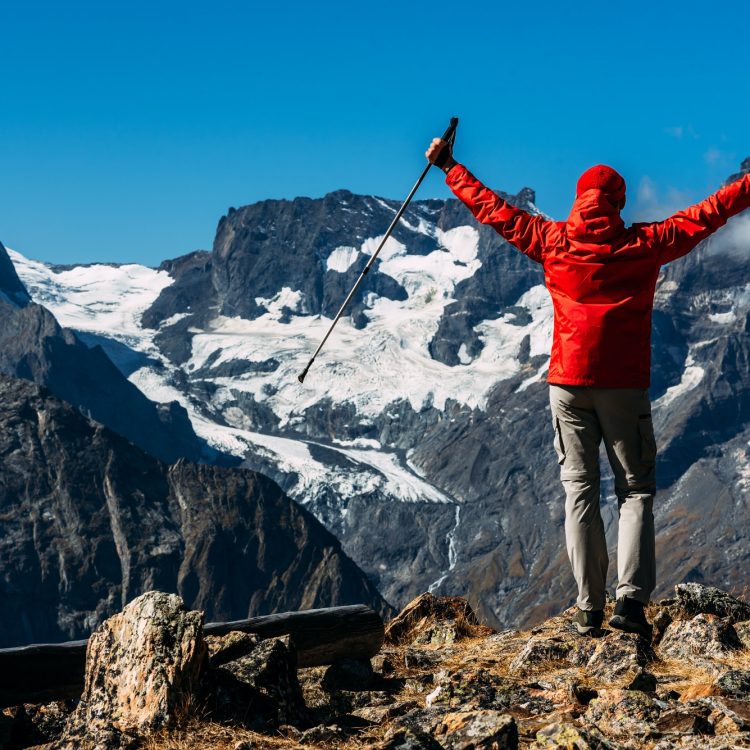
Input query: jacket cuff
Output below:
<box><xmin>445</xmin><ymin>162</ymin><xmax>464</xmax><ymax>185</ymax></box>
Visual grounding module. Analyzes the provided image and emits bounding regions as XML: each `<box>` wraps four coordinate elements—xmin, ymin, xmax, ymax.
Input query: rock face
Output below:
<box><xmin>0</xmin><ymin>240</ymin><xmax>31</xmax><ymax>307</ymax></box>
<box><xmin>66</xmin><ymin>591</ymin><xmax>205</xmax><ymax>741</ymax></box>
<box><xmin>10</xmin><ymin>158</ymin><xmax>750</xmax><ymax>631</ymax></box>
<box><xmin>0</xmin><ymin>375</ymin><xmax>390</xmax><ymax>647</ymax></box>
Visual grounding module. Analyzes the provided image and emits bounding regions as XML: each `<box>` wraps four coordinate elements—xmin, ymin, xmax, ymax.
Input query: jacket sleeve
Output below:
<box><xmin>648</xmin><ymin>172</ymin><xmax>750</xmax><ymax>264</ymax></box>
<box><xmin>445</xmin><ymin>163</ymin><xmax>556</xmax><ymax>263</ymax></box>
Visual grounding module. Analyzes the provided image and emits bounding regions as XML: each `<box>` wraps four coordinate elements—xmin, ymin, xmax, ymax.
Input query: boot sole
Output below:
<box><xmin>609</xmin><ymin>614</ymin><xmax>653</xmax><ymax>641</ymax></box>
<box><xmin>574</xmin><ymin>622</ymin><xmax>605</xmax><ymax>637</ymax></box>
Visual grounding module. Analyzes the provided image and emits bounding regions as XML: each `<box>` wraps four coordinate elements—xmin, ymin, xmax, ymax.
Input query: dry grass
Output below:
<box><xmin>142</xmin><ymin>600</ymin><xmax>750</xmax><ymax>750</ymax></box>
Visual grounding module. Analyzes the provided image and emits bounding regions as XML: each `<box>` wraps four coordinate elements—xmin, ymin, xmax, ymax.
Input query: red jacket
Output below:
<box><xmin>446</xmin><ymin>164</ymin><xmax>750</xmax><ymax>388</ymax></box>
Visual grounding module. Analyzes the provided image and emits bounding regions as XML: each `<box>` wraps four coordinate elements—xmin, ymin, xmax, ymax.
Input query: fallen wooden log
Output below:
<box><xmin>0</xmin><ymin>603</ymin><xmax>383</xmax><ymax>708</ymax></box>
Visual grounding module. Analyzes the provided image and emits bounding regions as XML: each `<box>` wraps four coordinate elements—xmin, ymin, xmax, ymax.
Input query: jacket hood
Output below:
<box><xmin>566</xmin><ymin>188</ymin><xmax>626</xmax><ymax>244</ymax></box>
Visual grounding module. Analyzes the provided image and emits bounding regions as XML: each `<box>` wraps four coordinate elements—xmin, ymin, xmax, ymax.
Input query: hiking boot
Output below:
<box><xmin>609</xmin><ymin>597</ymin><xmax>653</xmax><ymax>641</ymax></box>
<box><xmin>573</xmin><ymin>608</ymin><xmax>604</xmax><ymax>636</ymax></box>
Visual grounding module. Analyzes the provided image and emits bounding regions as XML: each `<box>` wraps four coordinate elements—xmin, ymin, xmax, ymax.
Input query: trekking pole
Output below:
<box><xmin>298</xmin><ymin>117</ymin><xmax>458</xmax><ymax>384</ymax></box>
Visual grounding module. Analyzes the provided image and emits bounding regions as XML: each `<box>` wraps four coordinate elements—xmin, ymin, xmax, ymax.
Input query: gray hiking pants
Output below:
<box><xmin>549</xmin><ymin>385</ymin><xmax>656</xmax><ymax>611</ymax></box>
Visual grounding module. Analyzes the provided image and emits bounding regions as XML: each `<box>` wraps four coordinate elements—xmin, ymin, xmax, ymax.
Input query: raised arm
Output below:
<box><xmin>425</xmin><ymin>137</ymin><xmax>557</xmax><ymax>263</ymax></box>
<box><xmin>647</xmin><ymin>172</ymin><xmax>750</xmax><ymax>264</ymax></box>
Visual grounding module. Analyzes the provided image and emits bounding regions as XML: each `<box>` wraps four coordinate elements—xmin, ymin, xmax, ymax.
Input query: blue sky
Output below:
<box><xmin>1</xmin><ymin>0</ymin><xmax>748</xmax><ymax>265</ymax></box>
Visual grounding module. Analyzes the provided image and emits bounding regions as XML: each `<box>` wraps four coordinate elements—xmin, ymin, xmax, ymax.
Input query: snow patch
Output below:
<box><xmin>709</xmin><ymin>311</ymin><xmax>736</xmax><ymax>325</ymax></box>
<box><xmin>654</xmin><ymin>359</ymin><xmax>705</xmax><ymax>409</ymax></box>
<box><xmin>10</xmin><ymin>249</ymin><xmax>172</xmax><ymax>351</ymax></box>
<box><xmin>327</xmin><ymin>246</ymin><xmax>360</xmax><ymax>273</ymax></box>
<box><xmin>255</xmin><ymin>287</ymin><xmax>303</xmax><ymax>318</ymax></box>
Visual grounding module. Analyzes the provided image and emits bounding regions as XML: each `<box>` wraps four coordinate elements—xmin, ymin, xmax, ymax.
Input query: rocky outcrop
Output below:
<box><xmin>0</xmin><ymin>375</ymin><xmax>390</xmax><ymax>647</ymax></box>
<box><xmin>63</xmin><ymin>592</ymin><xmax>205</xmax><ymax>746</ymax></box>
<box><xmin>5</xmin><ymin>583</ymin><xmax>750</xmax><ymax>750</ymax></box>
<box><xmin>0</xmin><ymin>240</ymin><xmax>31</xmax><ymax>307</ymax></box>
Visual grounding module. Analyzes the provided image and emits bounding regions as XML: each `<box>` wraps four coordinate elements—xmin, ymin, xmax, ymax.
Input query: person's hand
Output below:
<box><xmin>426</xmin><ymin>137</ymin><xmax>456</xmax><ymax>173</ymax></box>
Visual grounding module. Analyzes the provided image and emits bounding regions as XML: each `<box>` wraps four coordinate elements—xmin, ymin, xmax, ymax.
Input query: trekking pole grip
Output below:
<box><xmin>441</xmin><ymin>117</ymin><xmax>459</xmax><ymax>143</ymax></box>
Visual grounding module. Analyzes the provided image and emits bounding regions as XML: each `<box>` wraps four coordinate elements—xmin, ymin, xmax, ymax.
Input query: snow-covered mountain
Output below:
<box><xmin>8</xmin><ymin>160</ymin><xmax>750</xmax><ymax>628</ymax></box>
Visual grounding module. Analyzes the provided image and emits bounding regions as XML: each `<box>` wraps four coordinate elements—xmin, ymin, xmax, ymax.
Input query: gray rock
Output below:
<box><xmin>432</xmin><ymin>710</ymin><xmax>517</xmax><ymax>749</ymax></box>
<box><xmin>509</xmin><ymin>636</ymin><xmax>573</xmax><ymax>674</ymax></box>
<box><xmin>429</xmin><ymin>668</ymin><xmax>552</xmax><ymax>714</ymax></box>
<box><xmin>63</xmin><ymin>592</ymin><xmax>206</xmax><ymax>743</ymax></box>
<box><xmin>322</xmin><ymin>657</ymin><xmax>374</xmax><ymax>690</ymax></box>
<box><xmin>585</xmin><ymin>632</ymin><xmax>654</xmax><ymax>682</ymax></box>
<box><xmin>716</xmin><ymin>670</ymin><xmax>750</xmax><ymax>698</ymax></box>
<box><xmin>583</xmin><ymin>689</ymin><xmax>664</xmax><ymax>739</ymax></box>
<box><xmin>379</xmin><ymin>727</ymin><xmax>446</xmax><ymax>750</ymax></box>
<box><xmin>734</xmin><ymin>620</ymin><xmax>750</xmax><ymax>648</ymax></box>
<box><xmin>534</xmin><ymin>722</ymin><xmax>622</xmax><ymax>749</ymax></box>
<box><xmin>216</xmin><ymin>636</ymin><xmax>305</xmax><ymax>726</ymax></box>
<box><xmin>659</xmin><ymin>614</ymin><xmax>742</xmax><ymax>668</ymax></box>
<box><xmin>674</xmin><ymin>583</ymin><xmax>750</xmax><ymax>623</ymax></box>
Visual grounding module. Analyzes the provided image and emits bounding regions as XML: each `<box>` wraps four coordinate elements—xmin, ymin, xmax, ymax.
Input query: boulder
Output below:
<box><xmin>432</xmin><ymin>710</ymin><xmax>518</xmax><ymax>749</ymax></box>
<box><xmin>322</xmin><ymin>657</ymin><xmax>374</xmax><ymax>690</ymax></box>
<box><xmin>659</xmin><ymin>614</ymin><xmax>742</xmax><ymax>668</ymax></box>
<box><xmin>211</xmin><ymin>635</ymin><xmax>305</xmax><ymax>726</ymax></box>
<box><xmin>427</xmin><ymin>668</ymin><xmax>552</xmax><ymax>715</ymax></box>
<box><xmin>583</xmin><ymin>689</ymin><xmax>664</xmax><ymax>739</ymax></box>
<box><xmin>705</xmin><ymin>696</ymin><xmax>750</xmax><ymax>733</ymax></box>
<box><xmin>379</xmin><ymin>726</ymin><xmax>446</xmax><ymax>750</ymax></box>
<box><xmin>509</xmin><ymin>637</ymin><xmax>574</xmax><ymax>674</ymax></box>
<box><xmin>735</xmin><ymin>620</ymin><xmax>750</xmax><ymax>648</ymax></box>
<box><xmin>715</xmin><ymin>669</ymin><xmax>750</xmax><ymax>698</ymax></box>
<box><xmin>584</xmin><ymin>632</ymin><xmax>654</xmax><ymax>682</ymax></box>
<box><xmin>673</xmin><ymin>584</ymin><xmax>750</xmax><ymax>623</ymax></box>
<box><xmin>63</xmin><ymin>591</ymin><xmax>205</xmax><ymax>744</ymax></box>
<box><xmin>534</xmin><ymin>722</ymin><xmax>622</xmax><ymax>749</ymax></box>
<box><xmin>385</xmin><ymin>593</ymin><xmax>484</xmax><ymax>647</ymax></box>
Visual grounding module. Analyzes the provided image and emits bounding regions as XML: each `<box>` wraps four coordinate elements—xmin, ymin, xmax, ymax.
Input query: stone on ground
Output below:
<box><xmin>64</xmin><ymin>591</ymin><xmax>205</xmax><ymax>745</ymax></box>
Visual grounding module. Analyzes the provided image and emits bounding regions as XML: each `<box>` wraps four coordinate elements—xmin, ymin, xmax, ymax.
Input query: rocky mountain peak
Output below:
<box><xmin>0</xmin><ymin>241</ymin><xmax>31</xmax><ymax>307</ymax></box>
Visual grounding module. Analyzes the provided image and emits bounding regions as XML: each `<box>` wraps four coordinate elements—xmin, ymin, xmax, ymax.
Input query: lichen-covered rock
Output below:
<box><xmin>715</xmin><ymin>669</ymin><xmax>750</xmax><ymax>698</ymax></box>
<box><xmin>585</xmin><ymin>632</ymin><xmax>654</xmax><ymax>682</ymax></box>
<box><xmin>322</xmin><ymin>657</ymin><xmax>374</xmax><ymax>690</ymax></box>
<box><xmin>583</xmin><ymin>689</ymin><xmax>664</xmax><ymax>739</ymax></box>
<box><xmin>427</xmin><ymin>668</ymin><xmax>552</xmax><ymax>715</ymax></box>
<box><xmin>432</xmin><ymin>710</ymin><xmax>518</xmax><ymax>749</ymax></box>
<box><xmin>379</xmin><ymin>726</ymin><xmax>446</xmax><ymax>749</ymax></box>
<box><xmin>213</xmin><ymin>635</ymin><xmax>305</xmax><ymax>726</ymax></box>
<box><xmin>534</xmin><ymin>722</ymin><xmax>622</xmax><ymax>749</ymax></box>
<box><xmin>206</xmin><ymin>631</ymin><xmax>261</xmax><ymax>666</ymax></box>
<box><xmin>384</xmin><ymin>593</ymin><xmax>483</xmax><ymax>646</ymax></box>
<box><xmin>63</xmin><ymin>591</ymin><xmax>205</xmax><ymax>744</ymax></box>
<box><xmin>509</xmin><ymin>637</ymin><xmax>574</xmax><ymax>674</ymax></box>
<box><xmin>735</xmin><ymin>620</ymin><xmax>750</xmax><ymax>648</ymax></box>
<box><xmin>659</xmin><ymin>614</ymin><xmax>742</xmax><ymax>668</ymax></box>
<box><xmin>673</xmin><ymin>584</ymin><xmax>750</xmax><ymax>623</ymax></box>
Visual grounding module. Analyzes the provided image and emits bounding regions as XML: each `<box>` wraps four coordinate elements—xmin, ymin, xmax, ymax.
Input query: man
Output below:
<box><xmin>426</xmin><ymin>136</ymin><xmax>750</xmax><ymax>640</ymax></box>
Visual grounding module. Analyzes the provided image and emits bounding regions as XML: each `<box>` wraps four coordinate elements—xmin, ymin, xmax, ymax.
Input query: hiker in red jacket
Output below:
<box><xmin>426</xmin><ymin>136</ymin><xmax>750</xmax><ymax>640</ymax></box>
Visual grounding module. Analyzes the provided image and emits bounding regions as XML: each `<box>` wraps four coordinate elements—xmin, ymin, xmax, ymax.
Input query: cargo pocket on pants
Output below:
<box><xmin>552</xmin><ymin>416</ymin><xmax>566</xmax><ymax>465</ymax></box>
<box><xmin>638</xmin><ymin>414</ymin><xmax>657</xmax><ymax>466</ymax></box>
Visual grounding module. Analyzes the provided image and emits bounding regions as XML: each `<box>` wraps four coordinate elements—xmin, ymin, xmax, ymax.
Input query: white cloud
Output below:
<box><xmin>664</xmin><ymin>126</ymin><xmax>684</xmax><ymax>139</ymax></box>
<box><xmin>630</xmin><ymin>176</ymin><xmax>694</xmax><ymax>222</ymax></box>
<box><xmin>706</xmin><ymin>212</ymin><xmax>750</xmax><ymax>258</ymax></box>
